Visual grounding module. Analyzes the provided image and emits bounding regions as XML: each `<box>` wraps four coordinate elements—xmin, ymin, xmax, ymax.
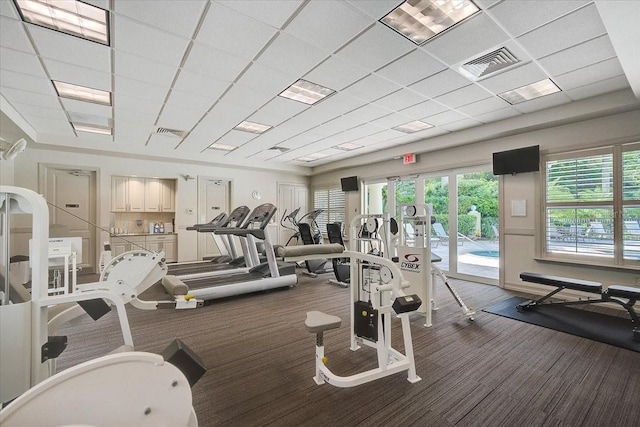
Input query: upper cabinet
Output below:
<box><xmin>111</xmin><ymin>176</ymin><xmax>175</xmax><ymax>212</ymax></box>
<box><xmin>145</xmin><ymin>178</ymin><xmax>175</xmax><ymax>212</ymax></box>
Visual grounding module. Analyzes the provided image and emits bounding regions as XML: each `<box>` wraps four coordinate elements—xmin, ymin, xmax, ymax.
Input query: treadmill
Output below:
<box><xmin>169</xmin><ymin>203</ymin><xmax>297</xmax><ymax>301</ymax></box>
<box><xmin>167</xmin><ymin>206</ymin><xmax>252</xmax><ymax>278</ymax></box>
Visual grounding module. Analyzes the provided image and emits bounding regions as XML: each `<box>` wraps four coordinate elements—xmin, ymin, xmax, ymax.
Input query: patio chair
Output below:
<box><xmin>491</xmin><ymin>225</ymin><xmax>499</xmax><ymax>242</ymax></box>
<box><xmin>432</xmin><ymin>223</ymin><xmax>463</xmax><ymax>246</ymax></box>
<box><xmin>588</xmin><ymin>222</ymin><xmax>610</xmax><ymax>239</ymax></box>
<box><xmin>624</xmin><ymin>221</ymin><xmax>640</xmax><ymax>239</ymax></box>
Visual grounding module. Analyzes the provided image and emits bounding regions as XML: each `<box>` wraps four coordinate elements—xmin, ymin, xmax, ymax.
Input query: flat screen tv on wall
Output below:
<box><xmin>492</xmin><ymin>145</ymin><xmax>540</xmax><ymax>175</ymax></box>
<box><xmin>341</xmin><ymin>176</ymin><xmax>359</xmax><ymax>192</ymax></box>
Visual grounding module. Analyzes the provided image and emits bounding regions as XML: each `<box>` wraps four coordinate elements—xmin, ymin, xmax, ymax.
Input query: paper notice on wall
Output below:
<box><xmin>511</xmin><ymin>199</ymin><xmax>527</xmax><ymax>217</ymax></box>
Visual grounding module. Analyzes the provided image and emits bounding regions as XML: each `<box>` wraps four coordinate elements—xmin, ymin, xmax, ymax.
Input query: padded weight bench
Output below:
<box><xmin>519</xmin><ymin>272</ymin><xmax>640</xmax><ymax>342</ymax></box>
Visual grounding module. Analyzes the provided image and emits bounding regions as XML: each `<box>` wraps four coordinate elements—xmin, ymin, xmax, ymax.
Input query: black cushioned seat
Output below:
<box><xmin>520</xmin><ymin>272</ymin><xmax>602</xmax><ymax>294</ymax></box>
<box><xmin>607</xmin><ymin>285</ymin><xmax>640</xmax><ymax>300</ymax></box>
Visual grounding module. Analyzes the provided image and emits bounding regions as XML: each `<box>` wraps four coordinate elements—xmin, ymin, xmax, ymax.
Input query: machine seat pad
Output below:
<box><xmin>305</xmin><ymin>311</ymin><xmax>342</xmax><ymax>334</ymax></box>
<box><xmin>277</xmin><ymin>243</ymin><xmax>344</xmax><ymax>258</ymax></box>
<box><xmin>161</xmin><ymin>275</ymin><xmax>189</xmax><ymax>296</ymax></box>
<box><xmin>520</xmin><ymin>272</ymin><xmax>602</xmax><ymax>294</ymax></box>
<box><xmin>607</xmin><ymin>285</ymin><xmax>640</xmax><ymax>301</ymax></box>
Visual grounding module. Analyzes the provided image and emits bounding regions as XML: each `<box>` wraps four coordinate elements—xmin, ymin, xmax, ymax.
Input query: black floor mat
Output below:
<box><xmin>483</xmin><ymin>296</ymin><xmax>640</xmax><ymax>352</ymax></box>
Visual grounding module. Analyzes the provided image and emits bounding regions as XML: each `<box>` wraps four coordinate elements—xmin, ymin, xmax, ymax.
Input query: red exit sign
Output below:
<box><xmin>403</xmin><ymin>153</ymin><xmax>416</xmax><ymax>164</ymax></box>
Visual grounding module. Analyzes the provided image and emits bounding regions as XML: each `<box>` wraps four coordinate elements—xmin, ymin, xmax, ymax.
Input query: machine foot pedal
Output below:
<box><xmin>161</xmin><ymin>339</ymin><xmax>207</xmax><ymax>387</ymax></box>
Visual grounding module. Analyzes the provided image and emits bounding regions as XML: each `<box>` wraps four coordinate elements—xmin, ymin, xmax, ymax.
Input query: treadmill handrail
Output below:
<box><xmin>214</xmin><ymin>227</ymin><xmax>266</xmax><ymax>239</ymax></box>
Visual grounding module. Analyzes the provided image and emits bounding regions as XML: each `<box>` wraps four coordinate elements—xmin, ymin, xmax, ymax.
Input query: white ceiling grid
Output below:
<box><xmin>0</xmin><ymin>0</ymin><xmax>638</xmax><ymax>173</ymax></box>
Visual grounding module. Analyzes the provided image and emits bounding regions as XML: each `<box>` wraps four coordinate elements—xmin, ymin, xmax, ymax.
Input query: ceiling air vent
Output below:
<box><xmin>268</xmin><ymin>146</ymin><xmax>289</xmax><ymax>152</ymax></box>
<box><xmin>460</xmin><ymin>47</ymin><xmax>520</xmax><ymax>80</ymax></box>
<box><xmin>155</xmin><ymin>127</ymin><xmax>189</xmax><ymax>138</ymax></box>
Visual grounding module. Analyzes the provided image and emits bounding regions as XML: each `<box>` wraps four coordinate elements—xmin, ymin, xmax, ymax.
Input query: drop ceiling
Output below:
<box><xmin>1</xmin><ymin>0</ymin><xmax>639</xmax><ymax>174</ymax></box>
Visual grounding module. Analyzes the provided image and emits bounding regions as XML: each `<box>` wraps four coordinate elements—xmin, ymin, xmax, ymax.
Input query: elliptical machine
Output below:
<box><xmin>280</xmin><ymin>208</ymin><xmax>333</xmax><ymax>277</ymax></box>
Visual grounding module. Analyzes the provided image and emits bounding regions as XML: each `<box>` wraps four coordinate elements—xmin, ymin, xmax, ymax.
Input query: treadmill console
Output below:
<box><xmin>244</xmin><ymin>203</ymin><xmax>277</xmax><ymax>229</ymax></box>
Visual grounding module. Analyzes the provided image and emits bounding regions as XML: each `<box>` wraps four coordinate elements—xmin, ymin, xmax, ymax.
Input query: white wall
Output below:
<box><xmin>311</xmin><ymin>108</ymin><xmax>640</xmax><ymax>290</ymax></box>
<box><xmin>11</xmin><ymin>147</ymin><xmax>309</xmax><ymax>263</ymax></box>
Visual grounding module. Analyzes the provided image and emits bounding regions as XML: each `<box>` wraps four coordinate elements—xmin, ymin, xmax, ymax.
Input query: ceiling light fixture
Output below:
<box><xmin>208</xmin><ymin>143</ymin><xmax>237</xmax><ymax>151</ymax></box>
<box><xmin>498</xmin><ymin>79</ymin><xmax>561</xmax><ymax>104</ymax></box>
<box><xmin>14</xmin><ymin>0</ymin><xmax>110</xmax><ymax>45</ymax></box>
<box><xmin>381</xmin><ymin>0</ymin><xmax>479</xmax><ymax>45</ymax></box>
<box><xmin>335</xmin><ymin>143</ymin><xmax>363</xmax><ymax>151</ymax></box>
<box><xmin>297</xmin><ymin>152</ymin><xmax>329</xmax><ymax>162</ymax></box>
<box><xmin>234</xmin><ymin>120</ymin><xmax>272</xmax><ymax>134</ymax></box>
<box><xmin>53</xmin><ymin>80</ymin><xmax>111</xmax><ymax>105</ymax></box>
<box><xmin>393</xmin><ymin>120</ymin><xmax>434</xmax><ymax>133</ymax></box>
<box><xmin>72</xmin><ymin>123</ymin><xmax>111</xmax><ymax>135</ymax></box>
<box><xmin>279</xmin><ymin>79</ymin><xmax>335</xmax><ymax>105</ymax></box>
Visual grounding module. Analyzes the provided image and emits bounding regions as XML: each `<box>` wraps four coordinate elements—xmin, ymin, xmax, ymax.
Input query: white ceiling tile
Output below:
<box><xmin>341</xmin><ymin>74</ymin><xmax>402</xmax><ymax>102</ymax></box>
<box><xmin>566</xmin><ymin>75</ymin><xmax>630</xmax><ymax>101</ymax></box>
<box><xmin>158</xmin><ymin>104</ymin><xmax>203</xmax><ymax>131</ymax></box>
<box><xmin>196</xmin><ymin>2</ymin><xmax>276</xmax><ymax>60</ymax></box>
<box><xmin>0</xmin><ymin>47</ymin><xmax>43</xmax><ymax>77</ymax></box>
<box><xmin>248</xmin><ymin>97</ymin><xmax>309</xmax><ymax>127</ymax></box>
<box><xmin>369</xmin><ymin>113</ymin><xmax>414</xmax><ymax>129</ymax></box>
<box><xmin>114</xmin><ymin>51</ymin><xmax>177</xmax><ymax>87</ymax></box>
<box><xmin>373</xmin><ymin>88</ymin><xmax>428</xmax><ymax>111</ymax></box>
<box><xmin>512</xmin><ymin>91</ymin><xmax>572</xmax><ymax>113</ymax></box>
<box><xmin>346</xmin><ymin>0</ymin><xmax>403</xmax><ymax>21</ymax></box>
<box><xmin>342</xmin><ymin>103</ymin><xmax>394</xmax><ymax>123</ymax></box>
<box><xmin>311</xmin><ymin>115</ymin><xmax>358</xmax><ymax>137</ymax></box>
<box><xmin>25</xmin><ymin>116</ymin><xmax>74</xmax><ymax>134</ymax></box>
<box><xmin>218</xmin><ymin>0</ymin><xmax>303</xmax><ymax>29</ymax></box>
<box><xmin>212</xmin><ymin>129</ymin><xmax>259</xmax><ymax>147</ymax></box>
<box><xmin>82</xmin><ymin>1</ymin><xmax>109</xmax><ymax>10</ymax></box>
<box><xmin>517</xmin><ymin>4</ymin><xmax>606</xmax><ymax>59</ymax></box>
<box><xmin>409</xmin><ymin>69</ymin><xmax>470</xmax><ymax>98</ymax></box>
<box><xmin>67</xmin><ymin>111</ymin><xmax>110</xmax><ymax>127</ymax></box>
<box><xmin>28</xmin><ymin>26</ymin><xmax>110</xmax><ymax>72</ymax></box>
<box><xmin>554</xmin><ymin>57</ymin><xmax>625</xmax><ymax>91</ymax></box>
<box><xmin>255</xmin><ymin>32</ymin><xmax>328</xmax><ymax>76</ymax></box>
<box><xmin>434</xmin><ymin>84</ymin><xmax>492</xmax><ymax>109</ymax></box>
<box><xmin>375</xmin><ymin>49</ymin><xmax>446</xmax><ymax>86</ymax></box>
<box><xmin>399</xmin><ymin>100</ymin><xmax>449</xmax><ymax>120</ymax></box>
<box><xmin>330</xmin><ymin>123</ymin><xmax>384</xmax><ymax>144</ymax></box>
<box><xmin>182</xmin><ymin>42</ymin><xmax>251</xmax><ymax>82</ymax></box>
<box><xmin>115</xmin><ymin>75</ymin><xmax>169</xmax><ymax>103</ymax></box>
<box><xmin>1</xmin><ymin>69</ymin><xmax>53</xmax><ymax>94</ymax></box>
<box><xmin>284</xmin><ymin>1</ymin><xmax>371</xmax><ymax>53</ymax></box>
<box><xmin>10</xmin><ymin>102</ymin><xmax>66</xmax><ymax>119</ymax></box>
<box><xmin>221</xmin><ymin>83</ymin><xmax>273</xmax><ymax>113</ymax></box>
<box><xmin>539</xmin><ymin>35</ymin><xmax>617</xmax><ymax>77</ymax></box>
<box><xmin>61</xmin><ymin>98</ymin><xmax>112</xmax><ymax>117</ymax></box>
<box><xmin>304</xmin><ymin>55</ymin><xmax>369</xmax><ymax>91</ymax></box>
<box><xmin>474</xmin><ymin>107</ymin><xmax>522</xmax><ymax>124</ymax></box>
<box><xmin>114</xmin><ymin>121</ymin><xmax>152</xmax><ymax>144</ymax></box>
<box><xmin>0</xmin><ymin>16</ymin><xmax>32</xmax><ymax>53</ymax></box>
<box><xmin>422</xmin><ymin>13</ymin><xmax>509</xmax><ymax>66</ymax></box>
<box><xmin>439</xmin><ymin>118</ymin><xmax>482</xmax><ymax>132</ymax></box>
<box><xmin>0</xmin><ymin>0</ymin><xmax>19</xmax><ymax>19</ymax></box>
<box><xmin>114</xmin><ymin>17</ymin><xmax>190</xmax><ymax>66</ymax></box>
<box><xmin>146</xmin><ymin>133</ymin><xmax>181</xmax><ymax>149</ymax></box>
<box><xmin>456</xmin><ymin>96</ymin><xmax>509</xmax><ymax>117</ymax></box>
<box><xmin>172</xmin><ymin>69</ymin><xmax>231</xmax><ymax>100</ymax></box>
<box><xmin>249</xmin><ymin>149</ymin><xmax>281</xmax><ymax>160</ymax></box>
<box><xmin>44</xmin><ymin>59</ymin><xmax>112</xmax><ymax>91</ymax></box>
<box><xmin>166</xmin><ymin>89</ymin><xmax>215</xmax><ymax>112</ymax></box>
<box><xmin>477</xmin><ymin>62</ymin><xmax>548</xmax><ymax>94</ymax></box>
<box><xmin>1</xmin><ymin>87</ymin><xmax>61</xmax><ymax>109</ymax></box>
<box><xmin>114</xmin><ymin>108</ymin><xmax>157</xmax><ymax>127</ymax></box>
<box><xmin>114</xmin><ymin>0</ymin><xmax>206</xmax><ymax>38</ymax></box>
<box><xmin>306</xmin><ymin>92</ymin><xmax>366</xmax><ymax>117</ymax></box>
<box><xmin>488</xmin><ymin>0</ymin><xmax>591</xmax><ymax>37</ymax></box>
<box><xmin>351</xmin><ymin>129</ymin><xmax>403</xmax><ymax>146</ymax></box>
<box><xmin>279</xmin><ymin>132</ymin><xmax>324</xmax><ymax>149</ymax></box>
<box><xmin>423</xmin><ymin>110</ymin><xmax>468</xmax><ymax>126</ymax></box>
<box><xmin>236</xmin><ymin>62</ymin><xmax>297</xmax><ymax>95</ymax></box>
<box><xmin>114</xmin><ymin>93</ymin><xmax>163</xmax><ymax>117</ymax></box>
<box><xmin>337</xmin><ymin>23</ymin><xmax>414</xmax><ymax>71</ymax></box>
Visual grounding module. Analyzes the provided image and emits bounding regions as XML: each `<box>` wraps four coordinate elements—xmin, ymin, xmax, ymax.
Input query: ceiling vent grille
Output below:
<box><xmin>155</xmin><ymin>127</ymin><xmax>189</xmax><ymax>138</ymax></box>
<box><xmin>461</xmin><ymin>47</ymin><xmax>520</xmax><ymax>79</ymax></box>
<box><xmin>268</xmin><ymin>146</ymin><xmax>289</xmax><ymax>152</ymax></box>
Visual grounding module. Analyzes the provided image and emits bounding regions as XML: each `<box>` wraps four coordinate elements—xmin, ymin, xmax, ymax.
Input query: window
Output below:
<box><xmin>313</xmin><ymin>187</ymin><xmax>346</xmax><ymax>236</ymax></box>
<box><xmin>543</xmin><ymin>143</ymin><xmax>640</xmax><ymax>265</ymax></box>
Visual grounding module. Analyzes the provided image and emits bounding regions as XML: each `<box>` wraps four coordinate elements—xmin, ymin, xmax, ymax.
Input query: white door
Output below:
<box><xmin>43</xmin><ymin>167</ymin><xmax>97</xmax><ymax>274</ymax></box>
<box><xmin>278</xmin><ymin>183</ymin><xmax>308</xmax><ymax>246</ymax></box>
<box><xmin>197</xmin><ymin>177</ymin><xmax>230</xmax><ymax>260</ymax></box>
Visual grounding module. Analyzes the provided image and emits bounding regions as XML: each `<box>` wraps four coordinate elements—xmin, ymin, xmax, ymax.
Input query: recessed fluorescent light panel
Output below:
<box><xmin>297</xmin><ymin>152</ymin><xmax>329</xmax><ymax>162</ymax></box>
<box><xmin>335</xmin><ymin>143</ymin><xmax>363</xmax><ymax>151</ymax></box>
<box><xmin>72</xmin><ymin>123</ymin><xmax>111</xmax><ymax>135</ymax></box>
<box><xmin>208</xmin><ymin>143</ymin><xmax>237</xmax><ymax>151</ymax></box>
<box><xmin>381</xmin><ymin>0</ymin><xmax>479</xmax><ymax>44</ymax></box>
<box><xmin>279</xmin><ymin>79</ymin><xmax>335</xmax><ymax>105</ymax></box>
<box><xmin>53</xmin><ymin>81</ymin><xmax>111</xmax><ymax>105</ymax></box>
<box><xmin>498</xmin><ymin>79</ymin><xmax>561</xmax><ymax>105</ymax></box>
<box><xmin>234</xmin><ymin>121</ymin><xmax>272</xmax><ymax>134</ymax></box>
<box><xmin>15</xmin><ymin>0</ymin><xmax>110</xmax><ymax>45</ymax></box>
<box><xmin>393</xmin><ymin>120</ymin><xmax>434</xmax><ymax>133</ymax></box>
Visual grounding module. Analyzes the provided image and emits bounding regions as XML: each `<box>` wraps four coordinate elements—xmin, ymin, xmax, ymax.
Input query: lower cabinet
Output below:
<box><xmin>110</xmin><ymin>235</ymin><xmax>177</xmax><ymax>262</ymax></box>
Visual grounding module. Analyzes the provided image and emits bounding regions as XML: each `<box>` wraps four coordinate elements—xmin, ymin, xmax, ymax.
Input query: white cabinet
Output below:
<box><xmin>144</xmin><ymin>179</ymin><xmax>175</xmax><ymax>212</ymax></box>
<box><xmin>146</xmin><ymin>234</ymin><xmax>177</xmax><ymax>262</ymax></box>
<box><xmin>112</xmin><ymin>177</ymin><xmax>175</xmax><ymax>213</ymax></box>
<box><xmin>111</xmin><ymin>177</ymin><xmax>145</xmax><ymax>212</ymax></box>
<box><xmin>110</xmin><ymin>235</ymin><xmax>177</xmax><ymax>262</ymax></box>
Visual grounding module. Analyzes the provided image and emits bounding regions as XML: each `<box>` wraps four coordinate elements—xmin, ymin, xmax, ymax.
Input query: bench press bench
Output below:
<box><xmin>518</xmin><ymin>272</ymin><xmax>640</xmax><ymax>342</ymax></box>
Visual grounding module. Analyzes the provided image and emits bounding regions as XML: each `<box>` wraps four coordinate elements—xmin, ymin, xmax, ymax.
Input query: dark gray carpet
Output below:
<box><xmin>483</xmin><ymin>296</ymin><xmax>640</xmax><ymax>352</ymax></box>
